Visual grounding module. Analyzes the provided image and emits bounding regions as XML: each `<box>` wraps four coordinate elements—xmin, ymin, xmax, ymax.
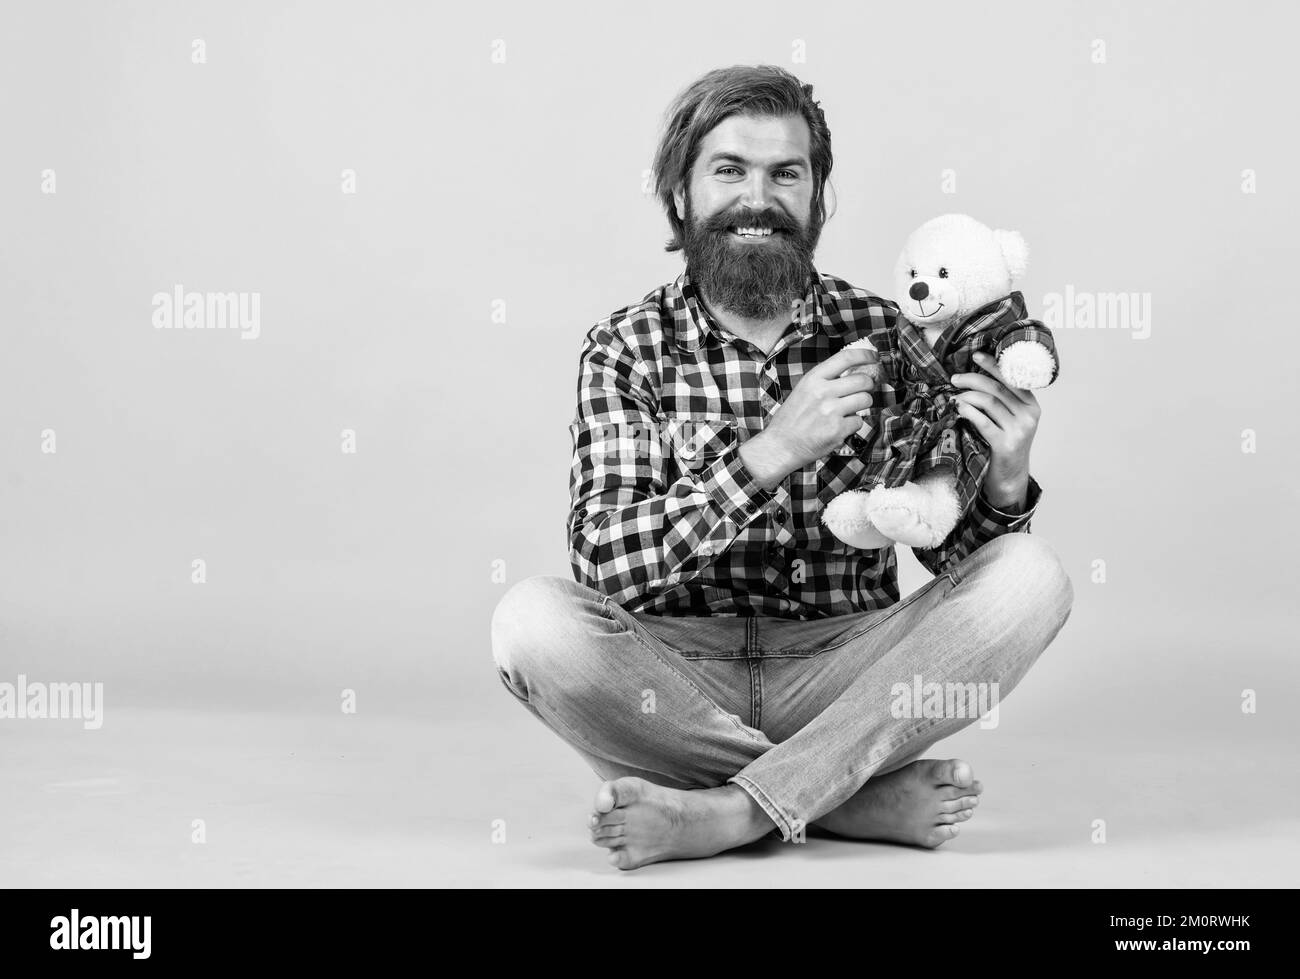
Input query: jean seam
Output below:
<box><xmin>603</xmin><ymin>596</ymin><xmax>770</xmax><ymax>747</ymax></box>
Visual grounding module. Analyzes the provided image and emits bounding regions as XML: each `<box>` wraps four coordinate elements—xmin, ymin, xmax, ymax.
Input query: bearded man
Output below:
<box><xmin>490</xmin><ymin>64</ymin><xmax>1073</xmax><ymax>870</ymax></box>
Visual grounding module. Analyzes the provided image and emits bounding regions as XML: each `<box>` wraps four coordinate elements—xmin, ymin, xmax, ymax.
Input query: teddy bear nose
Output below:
<box><xmin>909</xmin><ymin>282</ymin><xmax>930</xmax><ymax>301</ymax></box>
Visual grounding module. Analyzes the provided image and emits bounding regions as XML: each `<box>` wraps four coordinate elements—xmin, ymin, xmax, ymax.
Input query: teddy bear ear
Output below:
<box><xmin>994</xmin><ymin>229</ymin><xmax>1029</xmax><ymax>280</ymax></box>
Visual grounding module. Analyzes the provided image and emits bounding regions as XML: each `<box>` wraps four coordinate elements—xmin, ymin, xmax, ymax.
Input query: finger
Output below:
<box><xmin>954</xmin><ymin>400</ymin><xmax>1001</xmax><ymax>441</ymax></box>
<box><xmin>953</xmin><ymin>390</ymin><xmax>1015</xmax><ymax>430</ymax></box>
<box><xmin>826</xmin><ymin>371</ymin><xmax>877</xmax><ymax>396</ymax></box>
<box><xmin>814</xmin><ymin>343</ymin><xmax>879</xmax><ymax>379</ymax></box>
<box><xmin>839</xmin><ymin>391</ymin><xmax>874</xmax><ymax>416</ymax></box>
<box><xmin>837</xmin><ymin>416</ymin><xmax>867</xmax><ymax>443</ymax></box>
<box><xmin>972</xmin><ymin>352</ymin><xmax>1039</xmax><ymax>408</ymax></box>
<box><xmin>950</xmin><ymin>371</ymin><xmax>1023</xmax><ymax>418</ymax></box>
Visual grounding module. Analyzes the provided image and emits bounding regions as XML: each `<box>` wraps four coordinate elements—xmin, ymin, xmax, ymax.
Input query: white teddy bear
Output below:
<box><xmin>822</xmin><ymin>214</ymin><xmax>1059</xmax><ymax>550</ymax></box>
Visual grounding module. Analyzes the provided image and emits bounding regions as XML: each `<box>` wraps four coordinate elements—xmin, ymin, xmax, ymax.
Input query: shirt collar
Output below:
<box><xmin>671</xmin><ymin>265</ymin><xmax>850</xmax><ymax>353</ymax></box>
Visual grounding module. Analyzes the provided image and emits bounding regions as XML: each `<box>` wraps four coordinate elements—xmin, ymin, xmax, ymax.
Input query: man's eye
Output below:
<box><xmin>775</xmin><ymin>170</ymin><xmax>798</xmax><ymax>180</ymax></box>
<box><xmin>938</xmin><ymin>267</ymin><xmax>948</xmax><ymax>279</ymax></box>
<box><xmin>717</xmin><ymin>166</ymin><xmax>741</xmax><ymax>176</ymax></box>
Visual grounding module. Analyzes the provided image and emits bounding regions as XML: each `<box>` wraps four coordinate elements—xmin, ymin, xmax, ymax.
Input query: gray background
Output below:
<box><xmin>2</xmin><ymin>0</ymin><xmax>1296</xmax><ymax>886</ymax></box>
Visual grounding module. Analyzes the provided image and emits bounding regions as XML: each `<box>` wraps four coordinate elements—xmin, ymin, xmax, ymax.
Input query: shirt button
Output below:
<box><xmin>774</xmin><ymin>506</ymin><xmax>787</xmax><ymax>523</ymax></box>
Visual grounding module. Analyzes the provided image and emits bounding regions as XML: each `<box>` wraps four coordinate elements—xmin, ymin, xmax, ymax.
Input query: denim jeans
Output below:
<box><xmin>490</xmin><ymin>533</ymin><xmax>1074</xmax><ymax>842</ymax></box>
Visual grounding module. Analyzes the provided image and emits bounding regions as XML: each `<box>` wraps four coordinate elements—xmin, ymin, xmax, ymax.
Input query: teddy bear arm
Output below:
<box><xmin>993</xmin><ymin>321</ymin><xmax>1059</xmax><ymax>389</ymax></box>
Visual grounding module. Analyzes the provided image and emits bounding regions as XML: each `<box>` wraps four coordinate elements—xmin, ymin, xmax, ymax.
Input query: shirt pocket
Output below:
<box><xmin>663</xmin><ymin>414</ymin><xmax>739</xmax><ymax>476</ymax></box>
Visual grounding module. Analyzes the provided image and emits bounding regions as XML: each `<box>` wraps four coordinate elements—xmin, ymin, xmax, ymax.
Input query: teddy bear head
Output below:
<box><xmin>892</xmin><ymin>213</ymin><xmax>1028</xmax><ymax>329</ymax></box>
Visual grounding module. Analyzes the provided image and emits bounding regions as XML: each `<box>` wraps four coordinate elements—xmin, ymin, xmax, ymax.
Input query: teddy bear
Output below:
<box><xmin>821</xmin><ymin>213</ymin><xmax>1059</xmax><ymax>551</ymax></box>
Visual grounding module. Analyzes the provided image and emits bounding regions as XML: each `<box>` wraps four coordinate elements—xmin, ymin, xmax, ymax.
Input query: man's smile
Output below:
<box><xmin>728</xmin><ymin>226</ymin><xmax>778</xmax><ymax>241</ymax></box>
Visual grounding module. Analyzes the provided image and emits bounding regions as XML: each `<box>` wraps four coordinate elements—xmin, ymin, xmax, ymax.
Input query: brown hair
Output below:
<box><xmin>651</xmin><ymin>65</ymin><xmax>834</xmax><ymax>253</ymax></box>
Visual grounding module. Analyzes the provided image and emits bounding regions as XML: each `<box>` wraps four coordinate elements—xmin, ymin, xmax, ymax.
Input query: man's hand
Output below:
<box><xmin>739</xmin><ymin>344</ymin><xmax>879</xmax><ymax>490</ymax></box>
<box><xmin>952</xmin><ymin>350</ymin><xmax>1040</xmax><ymax>510</ymax></box>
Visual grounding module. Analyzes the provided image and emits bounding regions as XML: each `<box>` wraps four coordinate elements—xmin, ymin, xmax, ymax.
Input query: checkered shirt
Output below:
<box><xmin>567</xmin><ymin>267</ymin><xmax>1042</xmax><ymax>619</ymax></box>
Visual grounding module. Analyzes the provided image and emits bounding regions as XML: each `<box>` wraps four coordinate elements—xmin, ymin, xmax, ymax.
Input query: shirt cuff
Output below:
<box><xmin>698</xmin><ymin>443</ymin><xmax>776</xmax><ymax>525</ymax></box>
<box><xmin>974</xmin><ymin>474</ymin><xmax>1041</xmax><ymax>530</ymax></box>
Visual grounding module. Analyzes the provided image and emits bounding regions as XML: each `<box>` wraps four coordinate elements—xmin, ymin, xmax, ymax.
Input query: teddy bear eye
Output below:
<box><xmin>938</xmin><ymin>267</ymin><xmax>949</xmax><ymax>279</ymax></box>
<box><xmin>908</xmin><ymin>269</ymin><xmax>917</xmax><ymax>279</ymax></box>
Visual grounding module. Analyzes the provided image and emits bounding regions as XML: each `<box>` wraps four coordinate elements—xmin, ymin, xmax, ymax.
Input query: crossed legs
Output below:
<box><xmin>490</xmin><ymin>533</ymin><xmax>1074</xmax><ymax>869</ymax></box>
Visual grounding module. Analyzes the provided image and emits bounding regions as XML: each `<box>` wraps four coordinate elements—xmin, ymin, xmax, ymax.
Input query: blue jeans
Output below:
<box><xmin>491</xmin><ymin>534</ymin><xmax>1074</xmax><ymax>842</ymax></box>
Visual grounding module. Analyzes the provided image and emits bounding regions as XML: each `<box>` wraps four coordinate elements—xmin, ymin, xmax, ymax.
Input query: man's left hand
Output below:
<box><xmin>951</xmin><ymin>351</ymin><xmax>1040</xmax><ymax>510</ymax></box>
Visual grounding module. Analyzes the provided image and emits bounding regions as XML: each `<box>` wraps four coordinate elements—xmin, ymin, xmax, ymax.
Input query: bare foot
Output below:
<box><xmin>812</xmin><ymin>758</ymin><xmax>983</xmax><ymax>848</ymax></box>
<box><xmin>588</xmin><ymin>778</ymin><xmax>774</xmax><ymax>871</ymax></box>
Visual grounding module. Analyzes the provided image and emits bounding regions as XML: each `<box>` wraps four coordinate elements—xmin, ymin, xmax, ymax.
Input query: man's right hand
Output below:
<box><xmin>739</xmin><ymin>343</ymin><xmax>879</xmax><ymax>490</ymax></box>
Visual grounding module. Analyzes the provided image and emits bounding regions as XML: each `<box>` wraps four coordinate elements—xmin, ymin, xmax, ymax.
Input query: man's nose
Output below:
<box><xmin>741</xmin><ymin>171</ymin><xmax>774</xmax><ymax>209</ymax></box>
<box><xmin>909</xmin><ymin>281</ymin><xmax>930</xmax><ymax>300</ymax></box>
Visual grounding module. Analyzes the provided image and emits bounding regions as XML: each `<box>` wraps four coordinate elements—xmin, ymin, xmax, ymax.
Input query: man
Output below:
<box><xmin>491</xmin><ymin>65</ymin><xmax>1073</xmax><ymax>871</ymax></box>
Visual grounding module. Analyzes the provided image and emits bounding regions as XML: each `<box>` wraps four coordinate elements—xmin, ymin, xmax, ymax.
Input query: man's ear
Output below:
<box><xmin>672</xmin><ymin>184</ymin><xmax>686</xmax><ymax>221</ymax></box>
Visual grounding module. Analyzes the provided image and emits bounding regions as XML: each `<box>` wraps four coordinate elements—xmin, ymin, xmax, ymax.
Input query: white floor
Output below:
<box><xmin>3</xmin><ymin>704</ymin><xmax>1293</xmax><ymax>888</ymax></box>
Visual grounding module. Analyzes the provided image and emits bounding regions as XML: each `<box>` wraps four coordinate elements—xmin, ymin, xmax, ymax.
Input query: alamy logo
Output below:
<box><xmin>152</xmin><ymin>284</ymin><xmax>261</xmax><ymax>339</ymax></box>
<box><xmin>890</xmin><ymin>674</ymin><xmax>1000</xmax><ymax>729</ymax></box>
<box><xmin>0</xmin><ymin>674</ymin><xmax>104</xmax><ymax>729</ymax></box>
<box><xmin>50</xmin><ymin>909</ymin><xmax>151</xmax><ymax>959</ymax></box>
<box><xmin>1042</xmin><ymin>285</ymin><xmax>1151</xmax><ymax>340</ymax></box>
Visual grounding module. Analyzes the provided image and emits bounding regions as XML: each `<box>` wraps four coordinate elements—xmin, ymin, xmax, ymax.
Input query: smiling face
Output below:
<box><xmin>894</xmin><ymin>214</ymin><xmax>1017</xmax><ymax>329</ymax></box>
<box><xmin>672</xmin><ymin>113</ymin><xmax>822</xmax><ymax>320</ymax></box>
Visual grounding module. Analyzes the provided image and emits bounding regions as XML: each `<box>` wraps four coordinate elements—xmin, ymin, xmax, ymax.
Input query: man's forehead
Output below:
<box><xmin>696</xmin><ymin>113</ymin><xmax>811</xmax><ymax>166</ymax></box>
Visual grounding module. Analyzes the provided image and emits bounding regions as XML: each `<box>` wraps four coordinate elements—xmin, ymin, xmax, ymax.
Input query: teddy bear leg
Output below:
<box><xmin>996</xmin><ymin>340</ymin><xmax>1056</xmax><ymax>389</ymax></box>
<box><xmin>865</xmin><ymin>471</ymin><xmax>962</xmax><ymax>549</ymax></box>
<box><xmin>821</xmin><ymin>490</ymin><xmax>893</xmax><ymax>550</ymax></box>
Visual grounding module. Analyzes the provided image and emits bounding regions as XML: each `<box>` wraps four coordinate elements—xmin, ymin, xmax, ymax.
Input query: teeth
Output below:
<box><xmin>733</xmin><ymin>226</ymin><xmax>773</xmax><ymax>237</ymax></box>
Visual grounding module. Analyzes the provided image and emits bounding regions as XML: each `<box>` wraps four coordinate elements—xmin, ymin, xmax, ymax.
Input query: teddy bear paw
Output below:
<box><xmin>822</xmin><ymin>490</ymin><xmax>892</xmax><ymax>549</ymax></box>
<box><xmin>866</xmin><ymin>484</ymin><xmax>949</xmax><ymax>549</ymax></box>
<box><xmin>996</xmin><ymin>340</ymin><xmax>1056</xmax><ymax>389</ymax></box>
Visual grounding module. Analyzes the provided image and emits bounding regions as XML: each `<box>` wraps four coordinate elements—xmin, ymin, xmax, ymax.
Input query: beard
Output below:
<box><xmin>682</xmin><ymin>192</ymin><xmax>822</xmax><ymax>320</ymax></box>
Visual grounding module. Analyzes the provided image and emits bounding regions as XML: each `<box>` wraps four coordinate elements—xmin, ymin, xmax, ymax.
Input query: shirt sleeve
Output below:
<box><xmin>912</xmin><ymin>475</ymin><xmax>1043</xmax><ymax>577</ymax></box>
<box><xmin>567</xmin><ymin>323</ymin><xmax>776</xmax><ymax>608</ymax></box>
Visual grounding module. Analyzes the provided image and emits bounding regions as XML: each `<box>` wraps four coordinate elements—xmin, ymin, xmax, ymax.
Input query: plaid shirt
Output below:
<box><xmin>567</xmin><ymin>267</ymin><xmax>1042</xmax><ymax>619</ymax></box>
<box><xmin>875</xmin><ymin>291</ymin><xmax>1059</xmax><ymax>514</ymax></box>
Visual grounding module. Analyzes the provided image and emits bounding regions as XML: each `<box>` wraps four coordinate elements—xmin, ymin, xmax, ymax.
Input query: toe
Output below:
<box><xmin>595</xmin><ymin>809</ymin><xmax>628</xmax><ymax>829</ymax></box>
<box><xmin>594</xmin><ymin>782</ymin><xmax>618</xmax><ymax>814</ymax></box>
<box><xmin>607</xmin><ymin>847</ymin><xmax>638</xmax><ymax>871</ymax></box>
<box><xmin>595</xmin><ymin>777</ymin><xmax>644</xmax><ymax>814</ymax></box>
<box><xmin>925</xmin><ymin>824</ymin><xmax>960</xmax><ymax>847</ymax></box>
<box><xmin>933</xmin><ymin>759</ymin><xmax>974</xmax><ymax>789</ymax></box>
<box><xmin>936</xmin><ymin>810</ymin><xmax>973</xmax><ymax>824</ymax></box>
<box><xmin>610</xmin><ymin>777</ymin><xmax>645</xmax><ymax>808</ymax></box>
<box><xmin>593</xmin><ymin>825</ymin><xmax>626</xmax><ymax>842</ymax></box>
<box><xmin>939</xmin><ymin>795</ymin><xmax>979</xmax><ymax>813</ymax></box>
